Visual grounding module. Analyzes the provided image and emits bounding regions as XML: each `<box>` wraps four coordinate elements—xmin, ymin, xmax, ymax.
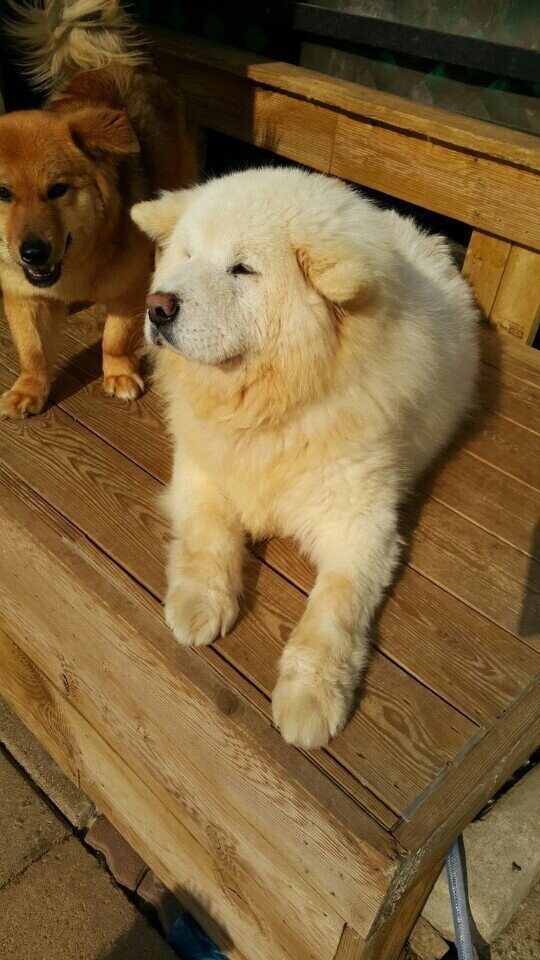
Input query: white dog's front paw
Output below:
<box><xmin>164</xmin><ymin>580</ymin><xmax>239</xmax><ymax>647</ymax></box>
<box><xmin>272</xmin><ymin>667</ymin><xmax>350</xmax><ymax>750</ymax></box>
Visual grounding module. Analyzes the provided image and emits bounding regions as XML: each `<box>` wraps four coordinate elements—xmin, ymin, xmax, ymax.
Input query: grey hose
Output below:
<box><xmin>446</xmin><ymin>839</ymin><xmax>474</xmax><ymax>960</ymax></box>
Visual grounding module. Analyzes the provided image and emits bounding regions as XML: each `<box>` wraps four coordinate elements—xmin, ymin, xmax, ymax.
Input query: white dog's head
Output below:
<box><xmin>133</xmin><ymin>167</ymin><xmax>395</xmax><ymax>355</ymax></box>
<box><xmin>132</xmin><ymin>169</ymin><xmax>397</xmax><ymax>425</ymax></box>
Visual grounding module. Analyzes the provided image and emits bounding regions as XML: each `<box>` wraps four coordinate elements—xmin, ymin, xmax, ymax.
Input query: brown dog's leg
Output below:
<box><xmin>0</xmin><ymin>294</ymin><xmax>64</xmax><ymax>418</ymax></box>
<box><xmin>102</xmin><ymin>293</ymin><xmax>145</xmax><ymax>401</ymax></box>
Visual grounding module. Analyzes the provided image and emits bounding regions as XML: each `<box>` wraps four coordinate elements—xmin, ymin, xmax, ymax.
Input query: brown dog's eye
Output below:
<box><xmin>230</xmin><ymin>263</ymin><xmax>255</xmax><ymax>276</ymax></box>
<box><xmin>47</xmin><ymin>183</ymin><xmax>69</xmax><ymax>200</ymax></box>
<box><xmin>0</xmin><ymin>186</ymin><xmax>12</xmax><ymax>202</ymax></box>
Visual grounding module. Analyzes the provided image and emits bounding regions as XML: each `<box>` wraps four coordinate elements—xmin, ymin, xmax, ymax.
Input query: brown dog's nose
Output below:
<box><xmin>20</xmin><ymin>236</ymin><xmax>52</xmax><ymax>267</ymax></box>
<box><xmin>146</xmin><ymin>291</ymin><xmax>179</xmax><ymax>327</ymax></box>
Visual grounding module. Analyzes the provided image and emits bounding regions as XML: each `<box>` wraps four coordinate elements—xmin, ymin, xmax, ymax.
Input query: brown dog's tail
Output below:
<box><xmin>4</xmin><ymin>0</ymin><xmax>147</xmax><ymax>93</ymax></box>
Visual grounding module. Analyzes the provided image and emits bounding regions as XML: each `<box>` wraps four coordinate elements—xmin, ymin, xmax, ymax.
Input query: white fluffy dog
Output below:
<box><xmin>131</xmin><ymin>167</ymin><xmax>478</xmax><ymax>749</ymax></box>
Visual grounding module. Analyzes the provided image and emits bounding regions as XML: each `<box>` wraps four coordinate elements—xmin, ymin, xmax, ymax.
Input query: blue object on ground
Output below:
<box><xmin>166</xmin><ymin>910</ymin><xmax>228</xmax><ymax>959</ymax></box>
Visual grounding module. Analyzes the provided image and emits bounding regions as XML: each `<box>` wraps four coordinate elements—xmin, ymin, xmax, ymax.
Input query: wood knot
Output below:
<box><xmin>216</xmin><ymin>689</ymin><xmax>240</xmax><ymax>718</ymax></box>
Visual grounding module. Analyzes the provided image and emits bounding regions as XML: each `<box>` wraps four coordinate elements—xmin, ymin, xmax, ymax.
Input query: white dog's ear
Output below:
<box><xmin>131</xmin><ymin>191</ymin><xmax>189</xmax><ymax>245</ymax></box>
<box><xmin>296</xmin><ymin>241</ymin><xmax>373</xmax><ymax>305</ymax></box>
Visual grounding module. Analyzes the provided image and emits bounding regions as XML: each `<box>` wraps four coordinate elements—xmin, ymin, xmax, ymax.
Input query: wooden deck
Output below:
<box><xmin>0</xmin><ymin>300</ymin><xmax>538</xmax><ymax>960</ymax></box>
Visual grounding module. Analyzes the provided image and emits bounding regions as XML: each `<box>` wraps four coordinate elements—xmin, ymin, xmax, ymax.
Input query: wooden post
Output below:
<box><xmin>361</xmin><ymin>860</ymin><xmax>444</xmax><ymax>960</ymax></box>
<box><xmin>462</xmin><ymin>231</ymin><xmax>511</xmax><ymax>317</ymax></box>
<box><xmin>463</xmin><ymin>231</ymin><xmax>540</xmax><ymax>343</ymax></box>
<box><xmin>491</xmin><ymin>245</ymin><xmax>540</xmax><ymax>344</ymax></box>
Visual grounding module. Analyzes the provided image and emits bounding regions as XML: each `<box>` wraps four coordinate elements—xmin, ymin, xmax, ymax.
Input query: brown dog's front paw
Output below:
<box><xmin>103</xmin><ymin>372</ymin><xmax>144</xmax><ymax>401</ymax></box>
<box><xmin>0</xmin><ymin>381</ymin><xmax>48</xmax><ymax>419</ymax></box>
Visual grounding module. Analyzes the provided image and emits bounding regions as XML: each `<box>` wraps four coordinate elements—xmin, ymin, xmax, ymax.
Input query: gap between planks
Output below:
<box><xmin>0</xmin><ymin>356</ymin><xmax>485</xmax><ymax>823</ymax></box>
<box><xmin>1</xmin><ymin>322</ymin><xmax>536</xmax><ymax>704</ymax></box>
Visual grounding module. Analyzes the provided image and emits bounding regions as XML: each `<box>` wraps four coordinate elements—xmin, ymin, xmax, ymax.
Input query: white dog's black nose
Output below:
<box><xmin>146</xmin><ymin>291</ymin><xmax>179</xmax><ymax>326</ymax></box>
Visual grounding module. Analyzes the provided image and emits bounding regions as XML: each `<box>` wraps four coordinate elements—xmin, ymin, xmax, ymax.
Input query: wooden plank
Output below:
<box><xmin>0</xmin><ymin>626</ymin><xmax>248</xmax><ymax>960</ymax></box>
<box><xmin>462</xmin><ymin>406</ymin><xmax>540</xmax><ymax>490</ymax></box>
<box><xmin>0</xmin><ymin>385</ymin><xmax>478</xmax><ymax>820</ymax></box>
<box><xmin>462</xmin><ymin>231</ymin><xmax>511</xmax><ymax>317</ymax></box>
<box><xmin>491</xmin><ymin>245</ymin><xmax>540</xmax><ymax>343</ymax></box>
<box><xmin>4</xmin><ymin>319</ymin><xmax>538</xmax><ymax>709</ymax></box>
<box><xmin>157</xmin><ymin>32</ymin><xmax>540</xmax><ymax>174</ymax></box>
<box><xmin>0</xmin><ymin>359</ymin><xmax>395</xmax><ymax>827</ymax></box>
<box><xmin>174</xmin><ymin>61</ymin><xmax>337</xmax><ymax>173</ymax></box>
<box><xmin>260</xmin><ymin>539</ymin><xmax>539</xmax><ymax>723</ymax></box>
<box><xmin>0</xmin><ymin>475</ymin><xmax>392</xmax><ymax>941</ymax></box>
<box><xmin>331</xmin><ymin>114</ymin><xmax>540</xmax><ymax>251</ymax></box>
<box><xmin>478</xmin><ymin>363</ymin><xmax>539</xmax><ymax>435</ymax></box>
<box><xmin>220</xmin><ymin>595</ymin><xmax>477</xmax><ymax>814</ymax></box>
<box><xmin>2</xmin><ymin>315</ymin><xmax>538</xmax><ymax>697</ymax></box>
<box><xmin>481</xmin><ymin>326</ymin><xmax>540</xmax><ymax>389</ymax></box>
<box><xmin>407</xmin><ymin>497</ymin><xmax>539</xmax><ymax>643</ymax></box>
<box><xmin>424</xmin><ymin>446</ymin><xmax>539</xmax><ymax>558</ymax></box>
<box><xmin>334</xmin><ymin>924</ymin><xmax>365</xmax><ymax>960</ymax></box>
<box><xmin>56</xmin><ymin>324</ymin><xmax>540</xmax><ymax>536</ymax></box>
<box><xmin>42</xmin><ymin>324</ymin><xmax>540</xmax><ymax>564</ymax></box>
<box><xmin>362</xmin><ymin>859</ymin><xmax>444</xmax><ymax>960</ymax></box>
<box><xmin>0</xmin><ymin>355</ymin><xmax>395</xmax><ymax>830</ymax></box>
<box><xmin>395</xmin><ymin>679</ymin><xmax>540</xmax><ymax>852</ymax></box>
<box><xmin>154</xmin><ymin>33</ymin><xmax>540</xmax><ymax>248</ymax></box>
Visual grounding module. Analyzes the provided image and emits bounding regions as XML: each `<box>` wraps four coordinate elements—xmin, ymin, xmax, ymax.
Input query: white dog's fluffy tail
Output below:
<box><xmin>4</xmin><ymin>0</ymin><xmax>147</xmax><ymax>92</ymax></box>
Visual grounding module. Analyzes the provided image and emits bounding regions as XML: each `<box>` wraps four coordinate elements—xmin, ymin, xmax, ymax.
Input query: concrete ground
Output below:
<box><xmin>0</xmin><ymin>746</ymin><xmax>175</xmax><ymax>960</ymax></box>
<box><xmin>0</xmin><ymin>697</ymin><xmax>538</xmax><ymax>960</ymax></box>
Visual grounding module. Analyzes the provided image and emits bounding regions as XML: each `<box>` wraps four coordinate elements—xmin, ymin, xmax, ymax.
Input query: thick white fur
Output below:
<box><xmin>4</xmin><ymin>0</ymin><xmax>146</xmax><ymax>92</ymax></box>
<box><xmin>132</xmin><ymin>167</ymin><xmax>479</xmax><ymax>749</ymax></box>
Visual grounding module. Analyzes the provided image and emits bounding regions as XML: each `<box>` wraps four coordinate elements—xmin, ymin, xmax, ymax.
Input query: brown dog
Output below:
<box><xmin>0</xmin><ymin>0</ymin><xmax>195</xmax><ymax>417</ymax></box>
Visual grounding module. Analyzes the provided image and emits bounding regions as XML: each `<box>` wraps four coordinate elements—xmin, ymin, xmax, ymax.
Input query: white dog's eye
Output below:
<box><xmin>229</xmin><ymin>263</ymin><xmax>256</xmax><ymax>276</ymax></box>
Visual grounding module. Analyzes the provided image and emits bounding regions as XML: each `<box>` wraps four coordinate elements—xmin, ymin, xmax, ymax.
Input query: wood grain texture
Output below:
<box><xmin>395</xmin><ymin>679</ymin><xmax>540</xmax><ymax>852</ymax></box>
<box><xmin>0</xmin><ymin>476</ymin><xmax>389</xmax><ymax>942</ymax></box>
<box><xmin>2</xmin><ymin>314</ymin><xmax>537</xmax><ymax>718</ymax></box>
<box><xmin>462</xmin><ymin>406</ymin><xmax>540</xmax><ymax>490</ymax></box>
<box><xmin>260</xmin><ymin>538</ymin><xmax>539</xmax><ymax>725</ymax></box>
<box><xmin>478</xmin><ymin>362</ymin><xmax>539</xmax><ymax>435</ymax></box>
<box><xmin>424</xmin><ymin>445</ymin><xmax>539</xmax><ymax>557</ymax></box>
<box><xmin>0</xmin><ymin>353</ymin><xmax>393</xmax><ymax>827</ymax></box>
<box><xmin>462</xmin><ymin>232</ymin><xmax>511</xmax><ymax>317</ymax></box>
<box><xmin>331</xmin><ymin>115</ymin><xmax>540</xmax><ymax>250</ymax></box>
<box><xmin>0</xmin><ymin>625</ymin><xmax>249</xmax><ymax>960</ymax></box>
<box><xmin>333</xmin><ymin>924</ymin><xmax>365</xmax><ymax>960</ymax></box>
<box><xmin>407</xmin><ymin>497</ymin><xmax>539</xmax><ymax>642</ymax></box>
<box><xmin>171</xmin><ymin>61</ymin><xmax>337</xmax><ymax>173</ymax></box>
<box><xmin>362</xmin><ymin>859</ymin><xmax>444</xmax><ymax>960</ymax></box>
<box><xmin>154</xmin><ymin>32</ymin><xmax>540</xmax><ymax>248</ymax></box>
<box><xmin>0</xmin><ymin>384</ymin><xmax>479</xmax><ymax>820</ymax></box>
<box><xmin>491</xmin><ymin>245</ymin><xmax>540</xmax><ymax>343</ymax></box>
<box><xmin>481</xmin><ymin>325</ymin><xmax>540</xmax><ymax>388</ymax></box>
<box><xmin>156</xmin><ymin>31</ymin><xmax>540</xmax><ymax>173</ymax></box>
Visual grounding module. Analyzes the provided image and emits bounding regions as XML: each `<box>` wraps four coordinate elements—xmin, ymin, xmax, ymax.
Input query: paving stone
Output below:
<box><xmin>408</xmin><ymin>917</ymin><xmax>449</xmax><ymax>959</ymax></box>
<box><xmin>137</xmin><ymin>870</ymin><xmax>183</xmax><ymax>934</ymax></box>
<box><xmin>491</xmin><ymin>880</ymin><xmax>540</xmax><ymax>960</ymax></box>
<box><xmin>0</xmin><ymin>747</ymin><xmax>70</xmax><ymax>889</ymax></box>
<box><xmin>423</xmin><ymin>765</ymin><xmax>540</xmax><ymax>944</ymax></box>
<box><xmin>0</xmin><ymin>836</ymin><xmax>175</xmax><ymax>960</ymax></box>
<box><xmin>85</xmin><ymin>815</ymin><xmax>148</xmax><ymax>891</ymax></box>
<box><xmin>0</xmin><ymin>696</ymin><xmax>96</xmax><ymax>830</ymax></box>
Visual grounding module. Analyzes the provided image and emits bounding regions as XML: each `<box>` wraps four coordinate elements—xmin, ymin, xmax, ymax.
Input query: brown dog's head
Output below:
<box><xmin>0</xmin><ymin>107</ymin><xmax>138</xmax><ymax>289</ymax></box>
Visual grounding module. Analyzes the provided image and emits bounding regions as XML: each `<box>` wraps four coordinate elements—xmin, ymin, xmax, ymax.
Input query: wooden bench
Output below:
<box><xmin>156</xmin><ymin>31</ymin><xmax>540</xmax><ymax>346</ymax></box>
<box><xmin>0</xmin><ymin>33</ymin><xmax>539</xmax><ymax>960</ymax></box>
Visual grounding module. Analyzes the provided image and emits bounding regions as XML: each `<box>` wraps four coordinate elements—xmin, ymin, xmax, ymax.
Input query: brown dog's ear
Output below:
<box><xmin>296</xmin><ymin>243</ymin><xmax>373</xmax><ymax>305</ymax></box>
<box><xmin>131</xmin><ymin>191</ymin><xmax>190</xmax><ymax>246</ymax></box>
<box><xmin>69</xmin><ymin>108</ymin><xmax>139</xmax><ymax>156</ymax></box>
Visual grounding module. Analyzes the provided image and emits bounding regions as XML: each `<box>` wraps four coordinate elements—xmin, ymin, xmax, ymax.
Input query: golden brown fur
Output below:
<box><xmin>0</xmin><ymin>1</ymin><xmax>195</xmax><ymax>417</ymax></box>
